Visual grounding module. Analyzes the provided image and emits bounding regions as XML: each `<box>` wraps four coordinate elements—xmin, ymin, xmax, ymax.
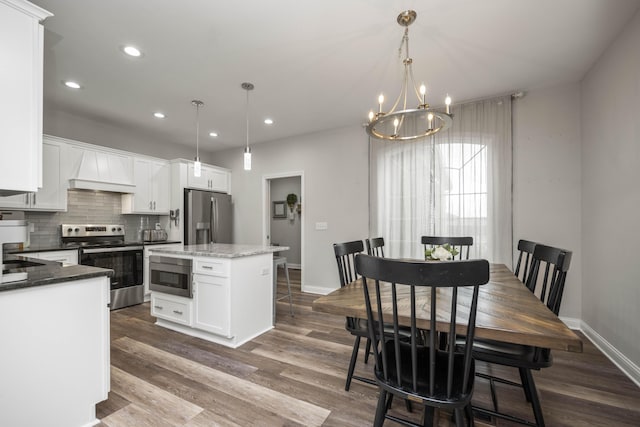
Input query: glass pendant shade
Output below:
<box><xmin>243</xmin><ymin>147</ymin><xmax>251</xmax><ymax>171</ymax></box>
<box><xmin>194</xmin><ymin>158</ymin><xmax>202</xmax><ymax>177</ymax></box>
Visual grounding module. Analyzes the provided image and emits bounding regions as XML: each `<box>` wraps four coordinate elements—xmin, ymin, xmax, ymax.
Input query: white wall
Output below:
<box><xmin>212</xmin><ymin>125</ymin><xmax>370</xmax><ymax>294</ymax></box>
<box><xmin>512</xmin><ymin>83</ymin><xmax>583</xmax><ymax>320</ymax></box>
<box><xmin>42</xmin><ymin>106</ymin><xmax>206</xmax><ymax>161</ymax></box>
<box><xmin>581</xmin><ymin>9</ymin><xmax>640</xmax><ymax>367</ymax></box>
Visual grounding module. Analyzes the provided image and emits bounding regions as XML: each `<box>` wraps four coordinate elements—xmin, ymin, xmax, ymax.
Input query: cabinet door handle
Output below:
<box><xmin>202</xmin><ymin>265</ymin><xmax>213</xmax><ymax>270</ymax></box>
<box><xmin>154</xmin><ymin>305</ymin><xmax>163</xmax><ymax>310</ymax></box>
<box><xmin>173</xmin><ymin>310</ymin><xmax>183</xmax><ymax>315</ymax></box>
<box><xmin>32</xmin><ymin>193</ymin><xmax>36</xmax><ymax>205</ymax></box>
<box><xmin>149</xmin><ymin>201</ymin><xmax>153</xmax><ymax>209</ymax></box>
<box><xmin>25</xmin><ymin>194</ymin><xmax>29</xmax><ymax>204</ymax></box>
<box><xmin>153</xmin><ymin>201</ymin><xmax>156</xmax><ymax>210</ymax></box>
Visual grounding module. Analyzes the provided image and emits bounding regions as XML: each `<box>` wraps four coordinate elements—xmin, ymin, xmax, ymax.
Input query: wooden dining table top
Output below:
<box><xmin>312</xmin><ymin>263</ymin><xmax>583</xmax><ymax>353</ymax></box>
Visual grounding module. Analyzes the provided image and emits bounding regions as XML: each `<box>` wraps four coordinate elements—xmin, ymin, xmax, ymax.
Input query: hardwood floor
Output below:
<box><xmin>97</xmin><ymin>269</ymin><xmax>640</xmax><ymax>426</ymax></box>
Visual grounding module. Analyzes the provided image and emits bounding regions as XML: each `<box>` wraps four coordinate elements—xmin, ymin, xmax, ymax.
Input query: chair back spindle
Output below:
<box><xmin>366</xmin><ymin>237</ymin><xmax>385</xmax><ymax>257</ymax></box>
<box><xmin>514</xmin><ymin>239</ymin><xmax>536</xmax><ymax>283</ymax></box>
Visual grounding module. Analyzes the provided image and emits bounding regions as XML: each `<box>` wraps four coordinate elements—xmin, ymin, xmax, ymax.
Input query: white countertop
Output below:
<box><xmin>148</xmin><ymin>243</ymin><xmax>289</xmax><ymax>259</ymax></box>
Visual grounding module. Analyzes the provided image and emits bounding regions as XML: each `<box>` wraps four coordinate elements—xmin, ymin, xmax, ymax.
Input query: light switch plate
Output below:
<box><xmin>315</xmin><ymin>222</ymin><xmax>328</xmax><ymax>230</ymax></box>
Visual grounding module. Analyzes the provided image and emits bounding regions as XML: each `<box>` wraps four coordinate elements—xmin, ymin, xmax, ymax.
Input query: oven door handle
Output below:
<box><xmin>81</xmin><ymin>246</ymin><xmax>143</xmax><ymax>254</ymax></box>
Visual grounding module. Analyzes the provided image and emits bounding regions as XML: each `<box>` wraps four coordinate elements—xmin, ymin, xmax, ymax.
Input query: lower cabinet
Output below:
<box><xmin>151</xmin><ymin>292</ymin><xmax>192</xmax><ymax>326</ymax></box>
<box><xmin>30</xmin><ymin>249</ymin><xmax>78</xmax><ymax>265</ymax></box>
<box><xmin>149</xmin><ymin>252</ymin><xmax>272</xmax><ymax>348</ymax></box>
<box><xmin>0</xmin><ymin>275</ymin><xmax>110</xmax><ymax>427</ymax></box>
<box><xmin>193</xmin><ymin>273</ymin><xmax>230</xmax><ymax>337</ymax></box>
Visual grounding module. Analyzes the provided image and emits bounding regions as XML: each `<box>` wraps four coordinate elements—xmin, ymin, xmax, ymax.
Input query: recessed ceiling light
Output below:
<box><xmin>264</xmin><ymin>118</ymin><xmax>274</xmax><ymax>125</ymax></box>
<box><xmin>153</xmin><ymin>112</ymin><xmax>165</xmax><ymax>119</ymax></box>
<box><xmin>209</xmin><ymin>132</ymin><xmax>218</xmax><ymax>137</ymax></box>
<box><xmin>122</xmin><ymin>45</ymin><xmax>142</xmax><ymax>57</ymax></box>
<box><xmin>64</xmin><ymin>81</ymin><xmax>81</xmax><ymax>89</ymax></box>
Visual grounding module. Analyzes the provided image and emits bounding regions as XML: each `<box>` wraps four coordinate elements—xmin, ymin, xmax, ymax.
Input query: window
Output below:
<box><xmin>370</xmin><ymin>96</ymin><xmax>512</xmax><ymax>263</ymax></box>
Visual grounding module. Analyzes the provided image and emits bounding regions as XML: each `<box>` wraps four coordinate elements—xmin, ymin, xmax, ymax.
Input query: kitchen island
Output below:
<box><xmin>147</xmin><ymin>243</ymin><xmax>287</xmax><ymax>348</ymax></box>
<box><xmin>0</xmin><ymin>257</ymin><xmax>112</xmax><ymax>427</ymax></box>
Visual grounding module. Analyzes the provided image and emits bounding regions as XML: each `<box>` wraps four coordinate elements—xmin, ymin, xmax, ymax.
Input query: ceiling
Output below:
<box><xmin>31</xmin><ymin>0</ymin><xmax>640</xmax><ymax>153</ymax></box>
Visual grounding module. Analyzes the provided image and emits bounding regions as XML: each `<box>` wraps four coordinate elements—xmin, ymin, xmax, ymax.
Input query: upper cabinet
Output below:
<box><xmin>0</xmin><ymin>0</ymin><xmax>52</xmax><ymax>196</ymax></box>
<box><xmin>187</xmin><ymin>163</ymin><xmax>230</xmax><ymax>194</ymax></box>
<box><xmin>122</xmin><ymin>157</ymin><xmax>170</xmax><ymax>214</ymax></box>
<box><xmin>0</xmin><ymin>138</ymin><xmax>67</xmax><ymax>211</ymax></box>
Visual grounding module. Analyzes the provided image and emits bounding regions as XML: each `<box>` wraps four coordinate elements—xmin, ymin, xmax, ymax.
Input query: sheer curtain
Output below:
<box><xmin>370</xmin><ymin>96</ymin><xmax>512</xmax><ymax>263</ymax></box>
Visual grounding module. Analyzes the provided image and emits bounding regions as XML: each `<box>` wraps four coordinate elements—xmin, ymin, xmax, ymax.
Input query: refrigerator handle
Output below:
<box><xmin>211</xmin><ymin>197</ymin><xmax>218</xmax><ymax>243</ymax></box>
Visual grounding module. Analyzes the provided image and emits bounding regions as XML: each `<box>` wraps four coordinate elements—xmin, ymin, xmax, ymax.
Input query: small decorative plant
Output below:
<box><xmin>286</xmin><ymin>193</ymin><xmax>298</xmax><ymax>212</ymax></box>
<box><xmin>425</xmin><ymin>244</ymin><xmax>459</xmax><ymax>261</ymax></box>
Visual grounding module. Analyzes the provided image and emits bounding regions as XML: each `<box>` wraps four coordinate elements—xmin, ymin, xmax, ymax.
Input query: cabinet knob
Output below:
<box><xmin>154</xmin><ymin>305</ymin><xmax>163</xmax><ymax>310</ymax></box>
<box><xmin>173</xmin><ymin>310</ymin><xmax>183</xmax><ymax>315</ymax></box>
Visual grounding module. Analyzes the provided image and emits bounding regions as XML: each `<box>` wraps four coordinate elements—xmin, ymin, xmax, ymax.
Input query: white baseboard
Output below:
<box><xmin>301</xmin><ymin>285</ymin><xmax>335</xmax><ymax>295</ymax></box>
<box><xmin>558</xmin><ymin>315</ymin><xmax>581</xmax><ymax>330</ymax></box>
<box><xmin>576</xmin><ymin>320</ymin><xmax>640</xmax><ymax>388</ymax></box>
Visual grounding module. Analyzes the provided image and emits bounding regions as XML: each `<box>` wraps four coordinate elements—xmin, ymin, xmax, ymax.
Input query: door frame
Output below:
<box><xmin>262</xmin><ymin>171</ymin><xmax>305</xmax><ymax>288</ymax></box>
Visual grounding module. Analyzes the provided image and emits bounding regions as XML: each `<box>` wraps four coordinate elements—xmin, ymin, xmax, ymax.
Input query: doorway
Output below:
<box><xmin>263</xmin><ymin>172</ymin><xmax>304</xmax><ymax>288</ymax></box>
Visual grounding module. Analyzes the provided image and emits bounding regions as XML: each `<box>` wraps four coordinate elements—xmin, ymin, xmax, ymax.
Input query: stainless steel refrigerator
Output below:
<box><xmin>184</xmin><ymin>189</ymin><xmax>232</xmax><ymax>245</ymax></box>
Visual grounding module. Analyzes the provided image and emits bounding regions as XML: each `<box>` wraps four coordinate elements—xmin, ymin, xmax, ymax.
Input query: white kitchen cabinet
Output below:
<box><xmin>0</xmin><ymin>139</ymin><xmax>67</xmax><ymax>211</ymax></box>
<box><xmin>187</xmin><ymin>162</ymin><xmax>230</xmax><ymax>193</ymax></box>
<box><xmin>30</xmin><ymin>249</ymin><xmax>78</xmax><ymax>265</ymax></box>
<box><xmin>122</xmin><ymin>157</ymin><xmax>170</xmax><ymax>214</ymax></box>
<box><xmin>148</xmin><ymin>250</ymin><xmax>272</xmax><ymax>348</ymax></box>
<box><xmin>0</xmin><ymin>0</ymin><xmax>51</xmax><ymax>196</ymax></box>
<box><xmin>151</xmin><ymin>292</ymin><xmax>192</xmax><ymax>326</ymax></box>
<box><xmin>0</xmin><ymin>275</ymin><xmax>110</xmax><ymax>427</ymax></box>
<box><xmin>193</xmin><ymin>273</ymin><xmax>230</xmax><ymax>337</ymax></box>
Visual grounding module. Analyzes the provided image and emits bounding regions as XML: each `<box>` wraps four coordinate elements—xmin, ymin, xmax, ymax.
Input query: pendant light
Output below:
<box><xmin>241</xmin><ymin>82</ymin><xmax>254</xmax><ymax>171</ymax></box>
<box><xmin>192</xmin><ymin>99</ymin><xmax>204</xmax><ymax>177</ymax></box>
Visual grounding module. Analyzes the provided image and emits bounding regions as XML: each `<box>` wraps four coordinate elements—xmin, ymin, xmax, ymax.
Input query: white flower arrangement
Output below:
<box><xmin>425</xmin><ymin>244</ymin><xmax>459</xmax><ymax>261</ymax></box>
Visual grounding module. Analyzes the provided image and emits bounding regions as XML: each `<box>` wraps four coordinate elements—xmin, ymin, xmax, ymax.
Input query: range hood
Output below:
<box><xmin>69</xmin><ymin>150</ymin><xmax>136</xmax><ymax>193</ymax></box>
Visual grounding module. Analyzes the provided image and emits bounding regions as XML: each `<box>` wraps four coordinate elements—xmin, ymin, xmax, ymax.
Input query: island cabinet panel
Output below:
<box><xmin>148</xmin><ymin>246</ymin><xmax>277</xmax><ymax>348</ymax></box>
<box><xmin>193</xmin><ymin>273</ymin><xmax>230</xmax><ymax>336</ymax></box>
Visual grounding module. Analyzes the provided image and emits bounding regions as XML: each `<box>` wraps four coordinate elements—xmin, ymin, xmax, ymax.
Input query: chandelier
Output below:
<box><xmin>366</xmin><ymin>10</ymin><xmax>453</xmax><ymax>141</ymax></box>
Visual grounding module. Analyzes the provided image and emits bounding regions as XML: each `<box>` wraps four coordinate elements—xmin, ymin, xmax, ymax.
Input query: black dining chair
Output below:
<box><xmin>333</xmin><ymin>240</ymin><xmax>375</xmax><ymax>391</ymax></box>
<box><xmin>471</xmin><ymin>244</ymin><xmax>572</xmax><ymax>427</ymax></box>
<box><xmin>514</xmin><ymin>239</ymin><xmax>537</xmax><ymax>284</ymax></box>
<box><xmin>421</xmin><ymin>236</ymin><xmax>473</xmax><ymax>260</ymax></box>
<box><xmin>355</xmin><ymin>254</ymin><xmax>490</xmax><ymax>427</ymax></box>
<box><xmin>366</xmin><ymin>237</ymin><xmax>385</xmax><ymax>257</ymax></box>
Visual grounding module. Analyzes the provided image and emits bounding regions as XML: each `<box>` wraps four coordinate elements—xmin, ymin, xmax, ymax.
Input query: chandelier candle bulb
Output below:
<box><xmin>427</xmin><ymin>113</ymin><xmax>434</xmax><ymax>130</ymax></box>
<box><xmin>393</xmin><ymin>118</ymin><xmax>399</xmax><ymax>135</ymax></box>
<box><xmin>445</xmin><ymin>94</ymin><xmax>452</xmax><ymax>114</ymax></box>
<box><xmin>420</xmin><ymin>84</ymin><xmax>426</xmax><ymax>106</ymax></box>
<box><xmin>369</xmin><ymin>110</ymin><xmax>375</xmax><ymax>122</ymax></box>
<box><xmin>378</xmin><ymin>94</ymin><xmax>384</xmax><ymax>113</ymax></box>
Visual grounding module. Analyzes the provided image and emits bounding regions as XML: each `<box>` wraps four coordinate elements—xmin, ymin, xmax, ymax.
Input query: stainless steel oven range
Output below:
<box><xmin>61</xmin><ymin>224</ymin><xmax>143</xmax><ymax>310</ymax></box>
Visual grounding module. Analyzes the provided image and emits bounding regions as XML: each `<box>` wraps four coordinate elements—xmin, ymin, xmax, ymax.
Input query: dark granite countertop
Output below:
<box><xmin>7</xmin><ymin>240</ymin><xmax>182</xmax><ymax>254</ymax></box>
<box><xmin>0</xmin><ymin>255</ymin><xmax>113</xmax><ymax>293</ymax></box>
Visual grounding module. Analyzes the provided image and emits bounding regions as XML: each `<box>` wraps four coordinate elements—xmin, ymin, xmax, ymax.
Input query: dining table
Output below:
<box><xmin>312</xmin><ymin>263</ymin><xmax>582</xmax><ymax>353</ymax></box>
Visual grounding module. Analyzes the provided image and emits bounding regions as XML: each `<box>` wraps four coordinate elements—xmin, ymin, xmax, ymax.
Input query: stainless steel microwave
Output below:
<box><xmin>149</xmin><ymin>256</ymin><xmax>192</xmax><ymax>298</ymax></box>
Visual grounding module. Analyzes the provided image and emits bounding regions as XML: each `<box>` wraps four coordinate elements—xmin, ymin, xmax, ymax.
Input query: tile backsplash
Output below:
<box><xmin>25</xmin><ymin>189</ymin><xmax>162</xmax><ymax>246</ymax></box>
